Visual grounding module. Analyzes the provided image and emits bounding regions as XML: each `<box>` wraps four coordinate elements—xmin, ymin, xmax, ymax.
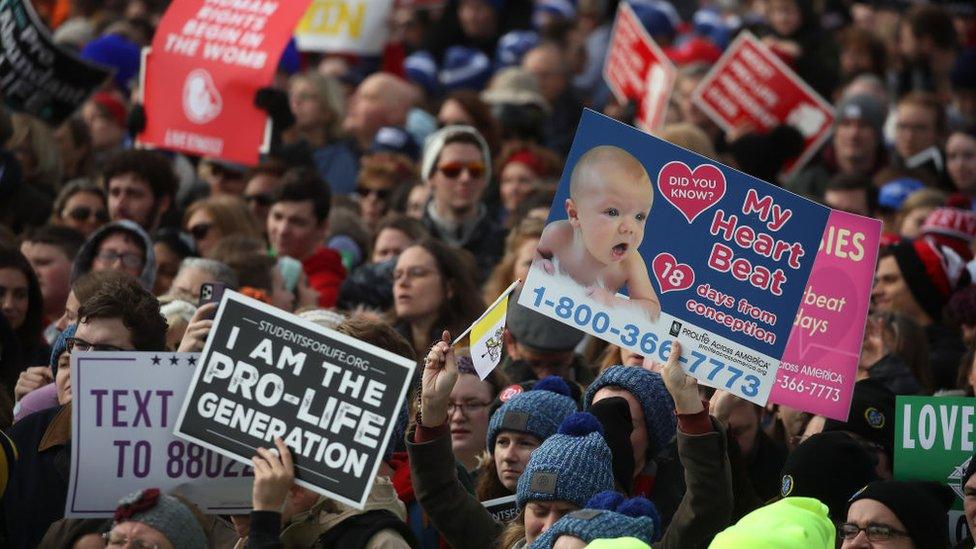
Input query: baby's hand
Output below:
<box><xmin>539</xmin><ymin>257</ymin><xmax>555</xmax><ymax>275</ymax></box>
<box><xmin>636</xmin><ymin>299</ymin><xmax>661</xmax><ymax>323</ymax></box>
<box><xmin>585</xmin><ymin>286</ymin><xmax>615</xmax><ymax>305</ymax></box>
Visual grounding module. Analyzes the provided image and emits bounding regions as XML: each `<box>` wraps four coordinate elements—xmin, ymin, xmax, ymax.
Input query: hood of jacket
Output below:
<box><xmin>70</xmin><ymin>219</ymin><xmax>156</xmax><ymax>290</ymax></box>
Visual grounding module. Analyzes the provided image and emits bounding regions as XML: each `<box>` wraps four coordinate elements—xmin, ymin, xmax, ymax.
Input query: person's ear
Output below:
<box><xmin>503</xmin><ymin>328</ymin><xmax>519</xmax><ymax>359</ymax></box>
<box><xmin>566</xmin><ymin>198</ymin><xmax>580</xmax><ymax>228</ymax></box>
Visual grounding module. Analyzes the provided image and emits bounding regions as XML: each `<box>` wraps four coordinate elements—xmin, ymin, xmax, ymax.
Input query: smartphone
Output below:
<box><xmin>198</xmin><ymin>282</ymin><xmax>227</xmax><ymax>319</ymax></box>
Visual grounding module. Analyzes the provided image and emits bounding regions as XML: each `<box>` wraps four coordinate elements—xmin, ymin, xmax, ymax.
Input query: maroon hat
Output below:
<box><xmin>889</xmin><ymin>238</ymin><xmax>968</xmax><ymax>320</ymax></box>
<box><xmin>920</xmin><ymin>207</ymin><xmax>976</xmax><ymax>261</ymax></box>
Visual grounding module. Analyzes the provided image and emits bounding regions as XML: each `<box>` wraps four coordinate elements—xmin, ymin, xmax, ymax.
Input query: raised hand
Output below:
<box><xmin>420</xmin><ymin>331</ymin><xmax>459</xmax><ymax>427</ymax></box>
<box><xmin>251</xmin><ymin>437</ymin><xmax>295</xmax><ymax>512</ymax></box>
<box><xmin>661</xmin><ymin>341</ymin><xmax>704</xmax><ymax>414</ymax></box>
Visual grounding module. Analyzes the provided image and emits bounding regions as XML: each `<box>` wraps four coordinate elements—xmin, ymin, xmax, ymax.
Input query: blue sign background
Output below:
<box><xmin>545</xmin><ymin>110</ymin><xmax>830</xmax><ymax>357</ymax></box>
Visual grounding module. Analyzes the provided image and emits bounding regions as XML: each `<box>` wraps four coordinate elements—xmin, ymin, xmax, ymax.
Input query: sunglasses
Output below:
<box><xmin>66</xmin><ymin>337</ymin><xmax>126</xmax><ymax>353</ymax></box>
<box><xmin>437</xmin><ymin>161</ymin><xmax>485</xmax><ymax>179</ymax></box>
<box><xmin>244</xmin><ymin>193</ymin><xmax>273</xmax><ymax>207</ymax></box>
<box><xmin>188</xmin><ymin>223</ymin><xmax>212</xmax><ymax>241</ymax></box>
<box><xmin>66</xmin><ymin>206</ymin><xmax>109</xmax><ymax>223</ymax></box>
<box><xmin>356</xmin><ymin>187</ymin><xmax>392</xmax><ymax>201</ymax></box>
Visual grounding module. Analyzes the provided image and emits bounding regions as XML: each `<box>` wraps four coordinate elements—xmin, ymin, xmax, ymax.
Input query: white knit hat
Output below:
<box><xmin>420</xmin><ymin>125</ymin><xmax>492</xmax><ymax>183</ymax></box>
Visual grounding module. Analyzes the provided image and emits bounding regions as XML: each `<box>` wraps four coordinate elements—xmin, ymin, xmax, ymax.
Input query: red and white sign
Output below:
<box><xmin>691</xmin><ymin>32</ymin><xmax>835</xmax><ymax>180</ymax></box>
<box><xmin>603</xmin><ymin>2</ymin><xmax>677</xmax><ymax>132</ymax></box>
<box><xmin>138</xmin><ymin>0</ymin><xmax>311</xmax><ymax>165</ymax></box>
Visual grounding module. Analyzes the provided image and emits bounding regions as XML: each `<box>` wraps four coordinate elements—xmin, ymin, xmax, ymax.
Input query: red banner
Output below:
<box><xmin>603</xmin><ymin>2</ymin><xmax>676</xmax><ymax>132</ymax></box>
<box><xmin>138</xmin><ymin>0</ymin><xmax>311</xmax><ymax>165</ymax></box>
<box><xmin>691</xmin><ymin>32</ymin><xmax>834</xmax><ymax>179</ymax></box>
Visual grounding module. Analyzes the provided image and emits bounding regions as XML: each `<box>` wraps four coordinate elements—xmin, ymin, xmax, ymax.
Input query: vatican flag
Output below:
<box><xmin>454</xmin><ymin>280</ymin><xmax>519</xmax><ymax>379</ymax></box>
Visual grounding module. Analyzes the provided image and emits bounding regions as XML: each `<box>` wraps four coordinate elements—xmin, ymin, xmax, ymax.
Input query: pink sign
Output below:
<box><xmin>769</xmin><ymin>211</ymin><xmax>882</xmax><ymax>420</ymax></box>
<box><xmin>603</xmin><ymin>2</ymin><xmax>677</xmax><ymax>132</ymax></box>
<box><xmin>691</xmin><ymin>32</ymin><xmax>835</xmax><ymax>180</ymax></box>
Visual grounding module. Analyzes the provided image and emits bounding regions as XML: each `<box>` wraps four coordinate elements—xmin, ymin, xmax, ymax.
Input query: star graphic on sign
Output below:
<box><xmin>169</xmin><ymin>356</ymin><xmax>180</xmax><ymax>365</ymax></box>
<box><xmin>187</xmin><ymin>356</ymin><xmax>197</xmax><ymax>366</ymax></box>
<box><xmin>151</xmin><ymin>355</ymin><xmax>161</xmax><ymax>365</ymax></box>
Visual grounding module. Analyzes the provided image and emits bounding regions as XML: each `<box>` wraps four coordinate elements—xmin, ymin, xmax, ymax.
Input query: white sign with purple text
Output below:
<box><xmin>66</xmin><ymin>352</ymin><xmax>253</xmax><ymax>517</ymax></box>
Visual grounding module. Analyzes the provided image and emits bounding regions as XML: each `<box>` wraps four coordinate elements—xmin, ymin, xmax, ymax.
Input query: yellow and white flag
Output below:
<box><xmin>454</xmin><ymin>280</ymin><xmax>520</xmax><ymax>379</ymax></box>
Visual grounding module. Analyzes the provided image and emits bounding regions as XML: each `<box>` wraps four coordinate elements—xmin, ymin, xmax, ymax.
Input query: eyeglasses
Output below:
<box><xmin>94</xmin><ymin>250</ymin><xmax>143</xmax><ymax>269</ymax></box>
<box><xmin>103</xmin><ymin>532</ymin><xmax>160</xmax><ymax>549</ymax></box>
<box><xmin>244</xmin><ymin>193</ymin><xmax>273</xmax><ymax>207</ymax></box>
<box><xmin>66</xmin><ymin>337</ymin><xmax>126</xmax><ymax>353</ymax></box>
<box><xmin>188</xmin><ymin>223</ymin><xmax>212</xmax><ymax>241</ymax></box>
<box><xmin>356</xmin><ymin>187</ymin><xmax>392</xmax><ymax>201</ymax></box>
<box><xmin>66</xmin><ymin>206</ymin><xmax>109</xmax><ymax>223</ymax></box>
<box><xmin>393</xmin><ymin>266</ymin><xmax>435</xmax><ymax>282</ymax></box>
<box><xmin>839</xmin><ymin>523</ymin><xmax>911</xmax><ymax>541</ymax></box>
<box><xmin>447</xmin><ymin>401</ymin><xmax>489</xmax><ymax>415</ymax></box>
<box><xmin>437</xmin><ymin>161</ymin><xmax>485</xmax><ymax>179</ymax></box>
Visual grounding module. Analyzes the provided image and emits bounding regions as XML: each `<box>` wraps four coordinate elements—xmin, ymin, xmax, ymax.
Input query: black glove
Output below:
<box><xmin>254</xmin><ymin>87</ymin><xmax>295</xmax><ymax>132</ymax></box>
<box><xmin>127</xmin><ymin>103</ymin><xmax>147</xmax><ymax>136</ymax></box>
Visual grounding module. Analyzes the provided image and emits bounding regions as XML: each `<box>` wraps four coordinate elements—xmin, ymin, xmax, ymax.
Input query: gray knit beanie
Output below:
<box><xmin>113</xmin><ymin>489</ymin><xmax>207</xmax><ymax>548</ymax></box>
<box><xmin>516</xmin><ymin>412</ymin><xmax>615</xmax><ymax>510</ymax></box>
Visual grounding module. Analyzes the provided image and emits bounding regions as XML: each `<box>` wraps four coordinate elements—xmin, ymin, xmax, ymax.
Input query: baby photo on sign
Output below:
<box><xmin>535</xmin><ymin>145</ymin><xmax>661</xmax><ymax>321</ymax></box>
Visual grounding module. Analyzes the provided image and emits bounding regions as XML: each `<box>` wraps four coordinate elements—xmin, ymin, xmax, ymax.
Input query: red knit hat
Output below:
<box><xmin>921</xmin><ymin>207</ymin><xmax>976</xmax><ymax>261</ymax></box>
<box><xmin>889</xmin><ymin>238</ymin><xmax>969</xmax><ymax>320</ymax></box>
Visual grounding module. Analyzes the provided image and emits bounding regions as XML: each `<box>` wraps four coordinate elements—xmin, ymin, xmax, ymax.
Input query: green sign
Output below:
<box><xmin>895</xmin><ymin>396</ymin><xmax>976</xmax><ymax>544</ymax></box>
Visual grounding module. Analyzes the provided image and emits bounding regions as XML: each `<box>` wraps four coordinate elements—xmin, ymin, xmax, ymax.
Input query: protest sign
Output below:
<box><xmin>175</xmin><ymin>291</ymin><xmax>415</xmax><ymax>509</ymax></box>
<box><xmin>67</xmin><ymin>352</ymin><xmax>252</xmax><ymax>517</ymax></box>
<box><xmin>295</xmin><ymin>0</ymin><xmax>392</xmax><ymax>56</ymax></box>
<box><xmin>691</xmin><ymin>31</ymin><xmax>835</xmax><ymax>179</ymax></box>
<box><xmin>895</xmin><ymin>396</ymin><xmax>976</xmax><ymax>544</ymax></box>
<box><xmin>138</xmin><ymin>0</ymin><xmax>310</xmax><ymax>165</ymax></box>
<box><xmin>603</xmin><ymin>2</ymin><xmax>676</xmax><ymax>132</ymax></box>
<box><xmin>483</xmin><ymin>495</ymin><xmax>518</xmax><ymax>523</ymax></box>
<box><xmin>518</xmin><ymin>109</ymin><xmax>877</xmax><ymax>407</ymax></box>
<box><xmin>453</xmin><ymin>280</ymin><xmax>519</xmax><ymax>379</ymax></box>
<box><xmin>0</xmin><ymin>0</ymin><xmax>112</xmax><ymax>125</ymax></box>
<box><xmin>768</xmin><ymin>211</ymin><xmax>880</xmax><ymax>420</ymax></box>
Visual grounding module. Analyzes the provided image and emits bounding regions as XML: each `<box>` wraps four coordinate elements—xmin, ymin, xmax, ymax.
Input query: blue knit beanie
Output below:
<box><xmin>50</xmin><ymin>324</ymin><xmax>77</xmax><ymax>379</ymax></box>
<box><xmin>584</xmin><ymin>366</ymin><xmax>677</xmax><ymax>457</ymax></box>
<box><xmin>405</xmin><ymin>50</ymin><xmax>440</xmax><ymax>97</ymax></box>
<box><xmin>516</xmin><ymin>413</ymin><xmax>615</xmax><ymax>510</ymax></box>
<box><xmin>530</xmin><ymin>491</ymin><xmax>661</xmax><ymax>548</ymax></box>
<box><xmin>495</xmin><ymin>31</ymin><xmax>540</xmax><ymax>69</ymax></box>
<box><xmin>487</xmin><ymin>376</ymin><xmax>578</xmax><ymax>451</ymax></box>
<box><xmin>81</xmin><ymin>34</ymin><xmax>140</xmax><ymax>92</ymax></box>
<box><xmin>440</xmin><ymin>46</ymin><xmax>493</xmax><ymax>92</ymax></box>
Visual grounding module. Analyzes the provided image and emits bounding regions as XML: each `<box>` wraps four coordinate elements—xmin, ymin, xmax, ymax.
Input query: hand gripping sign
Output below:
<box><xmin>174</xmin><ymin>291</ymin><xmax>414</xmax><ymax>510</ymax></box>
<box><xmin>518</xmin><ymin>109</ymin><xmax>879</xmax><ymax>410</ymax></box>
<box><xmin>138</xmin><ymin>0</ymin><xmax>310</xmax><ymax>165</ymax></box>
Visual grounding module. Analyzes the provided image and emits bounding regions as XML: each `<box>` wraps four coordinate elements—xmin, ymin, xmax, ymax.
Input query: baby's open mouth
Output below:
<box><xmin>612</xmin><ymin>243</ymin><xmax>628</xmax><ymax>257</ymax></box>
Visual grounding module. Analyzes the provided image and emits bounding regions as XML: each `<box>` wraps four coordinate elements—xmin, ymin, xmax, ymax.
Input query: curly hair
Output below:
<box><xmin>77</xmin><ymin>276</ymin><xmax>167</xmax><ymax>351</ymax></box>
<box><xmin>101</xmin><ymin>149</ymin><xmax>178</xmax><ymax>202</ymax></box>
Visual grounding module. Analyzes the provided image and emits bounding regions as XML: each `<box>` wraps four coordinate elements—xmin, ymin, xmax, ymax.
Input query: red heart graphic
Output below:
<box><xmin>652</xmin><ymin>252</ymin><xmax>695</xmax><ymax>293</ymax></box>
<box><xmin>656</xmin><ymin>161</ymin><xmax>727</xmax><ymax>223</ymax></box>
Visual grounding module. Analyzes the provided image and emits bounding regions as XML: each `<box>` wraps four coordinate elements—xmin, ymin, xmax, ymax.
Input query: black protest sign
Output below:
<box><xmin>0</xmin><ymin>0</ymin><xmax>112</xmax><ymax>125</ymax></box>
<box><xmin>174</xmin><ymin>291</ymin><xmax>415</xmax><ymax>509</ymax></box>
<box><xmin>483</xmin><ymin>495</ymin><xmax>518</xmax><ymax>523</ymax></box>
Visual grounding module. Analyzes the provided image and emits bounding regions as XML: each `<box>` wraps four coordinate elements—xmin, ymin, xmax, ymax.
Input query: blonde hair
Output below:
<box><xmin>183</xmin><ymin>195</ymin><xmax>260</xmax><ymax>252</ymax></box>
<box><xmin>483</xmin><ymin>217</ymin><xmax>544</xmax><ymax>302</ymax></box>
<box><xmin>658</xmin><ymin>123</ymin><xmax>717</xmax><ymax>160</ymax></box>
<box><xmin>569</xmin><ymin>145</ymin><xmax>650</xmax><ymax>200</ymax></box>
<box><xmin>7</xmin><ymin>113</ymin><xmax>62</xmax><ymax>194</ymax></box>
<box><xmin>289</xmin><ymin>71</ymin><xmax>346</xmax><ymax>141</ymax></box>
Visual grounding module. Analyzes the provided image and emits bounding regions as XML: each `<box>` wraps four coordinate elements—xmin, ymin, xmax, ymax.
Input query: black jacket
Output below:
<box><xmin>420</xmin><ymin>208</ymin><xmax>506</xmax><ymax>284</ymax></box>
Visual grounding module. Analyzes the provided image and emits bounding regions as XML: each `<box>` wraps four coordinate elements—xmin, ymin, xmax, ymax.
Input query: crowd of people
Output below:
<box><xmin>0</xmin><ymin>0</ymin><xmax>975</xmax><ymax>547</ymax></box>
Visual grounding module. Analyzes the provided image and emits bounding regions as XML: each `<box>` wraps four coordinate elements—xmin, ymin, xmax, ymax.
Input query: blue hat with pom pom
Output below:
<box><xmin>516</xmin><ymin>412</ymin><xmax>615</xmax><ymax>509</ymax></box>
<box><xmin>487</xmin><ymin>376</ymin><xmax>578</xmax><ymax>451</ymax></box>
<box><xmin>584</xmin><ymin>366</ymin><xmax>677</xmax><ymax>458</ymax></box>
<box><xmin>529</xmin><ymin>491</ymin><xmax>660</xmax><ymax>548</ymax></box>
<box><xmin>405</xmin><ymin>50</ymin><xmax>440</xmax><ymax>97</ymax></box>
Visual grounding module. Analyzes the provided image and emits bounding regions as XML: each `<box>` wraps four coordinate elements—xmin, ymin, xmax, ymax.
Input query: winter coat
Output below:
<box><xmin>301</xmin><ymin>247</ymin><xmax>347</xmax><ymax>309</ymax></box>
